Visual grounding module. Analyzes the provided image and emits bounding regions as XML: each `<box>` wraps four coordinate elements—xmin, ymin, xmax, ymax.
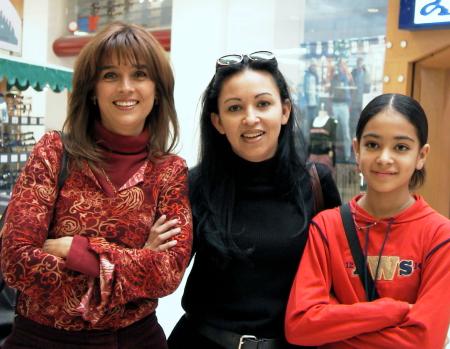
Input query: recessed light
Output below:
<box><xmin>367</xmin><ymin>8</ymin><xmax>379</xmax><ymax>13</ymax></box>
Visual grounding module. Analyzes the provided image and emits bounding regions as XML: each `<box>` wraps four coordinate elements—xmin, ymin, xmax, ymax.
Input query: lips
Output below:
<box><xmin>373</xmin><ymin>170</ymin><xmax>397</xmax><ymax>176</ymax></box>
<box><xmin>241</xmin><ymin>131</ymin><xmax>265</xmax><ymax>139</ymax></box>
<box><xmin>114</xmin><ymin>100</ymin><xmax>138</xmax><ymax>107</ymax></box>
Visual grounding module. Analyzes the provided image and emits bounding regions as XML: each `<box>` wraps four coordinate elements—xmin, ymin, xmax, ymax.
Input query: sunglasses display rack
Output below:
<box><xmin>0</xmin><ymin>90</ymin><xmax>42</xmax><ymax>217</ymax></box>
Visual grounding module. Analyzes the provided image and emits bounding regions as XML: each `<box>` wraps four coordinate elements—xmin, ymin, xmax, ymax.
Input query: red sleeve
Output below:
<box><xmin>66</xmin><ymin>235</ymin><xmax>100</xmax><ymax>277</ymax></box>
<box><xmin>285</xmin><ymin>220</ymin><xmax>410</xmax><ymax>346</ymax></box>
<box><xmin>1</xmin><ymin>132</ymin><xmax>68</xmax><ymax>299</ymax></box>
<box><xmin>330</xmin><ymin>234</ymin><xmax>450</xmax><ymax>349</ymax></box>
<box><xmin>75</xmin><ymin>158</ymin><xmax>193</xmax><ymax>324</ymax></box>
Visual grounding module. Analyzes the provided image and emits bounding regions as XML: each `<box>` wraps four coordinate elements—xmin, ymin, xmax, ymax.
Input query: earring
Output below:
<box><xmin>92</xmin><ymin>96</ymin><xmax>97</xmax><ymax>105</ymax></box>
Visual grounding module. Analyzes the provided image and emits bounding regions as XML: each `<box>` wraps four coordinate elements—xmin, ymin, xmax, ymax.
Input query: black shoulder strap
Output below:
<box><xmin>309</xmin><ymin>162</ymin><xmax>324</xmax><ymax>215</ymax></box>
<box><xmin>339</xmin><ymin>203</ymin><xmax>379</xmax><ymax>301</ymax></box>
<box><xmin>57</xmin><ymin>132</ymin><xmax>69</xmax><ymax>191</ymax></box>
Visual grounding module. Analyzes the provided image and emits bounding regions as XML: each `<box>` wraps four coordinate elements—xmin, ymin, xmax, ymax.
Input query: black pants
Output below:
<box><xmin>167</xmin><ymin>314</ymin><xmax>315</xmax><ymax>349</ymax></box>
<box><xmin>3</xmin><ymin>312</ymin><xmax>167</xmax><ymax>349</ymax></box>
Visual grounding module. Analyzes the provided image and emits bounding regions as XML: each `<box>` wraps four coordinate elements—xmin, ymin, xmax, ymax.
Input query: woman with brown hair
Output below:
<box><xmin>0</xmin><ymin>22</ymin><xmax>192</xmax><ymax>349</ymax></box>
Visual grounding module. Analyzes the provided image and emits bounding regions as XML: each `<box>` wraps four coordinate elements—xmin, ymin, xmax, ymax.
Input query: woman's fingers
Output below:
<box><xmin>145</xmin><ymin>216</ymin><xmax>181</xmax><ymax>251</ymax></box>
<box><xmin>149</xmin><ymin>216</ymin><xmax>179</xmax><ymax>235</ymax></box>
<box><xmin>156</xmin><ymin>227</ymin><xmax>181</xmax><ymax>243</ymax></box>
<box><xmin>155</xmin><ymin>239</ymin><xmax>178</xmax><ymax>252</ymax></box>
<box><xmin>42</xmin><ymin>237</ymin><xmax>73</xmax><ymax>258</ymax></box>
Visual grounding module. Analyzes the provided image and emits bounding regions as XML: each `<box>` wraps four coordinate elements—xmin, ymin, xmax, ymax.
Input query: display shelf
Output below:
<box><xmin>2</xmin><ymin>115</ymin><xmax>44</xmax><ymax>126</ymax></box>
<box><xmin>0</xmin><ymin>152</ymin><xmax>29</xmax><ymax>164</ymax></box>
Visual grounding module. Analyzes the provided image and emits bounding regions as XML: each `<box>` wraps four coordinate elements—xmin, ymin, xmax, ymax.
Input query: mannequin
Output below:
<box><xmin>312</xmin><ymin>108</ymin><xmax>330</xmax><ymax>128</ymax></box>
<box><xmin>308</xmin><ymin>103</ymin><xmax>337</xmax><ymax>177</ymax></box>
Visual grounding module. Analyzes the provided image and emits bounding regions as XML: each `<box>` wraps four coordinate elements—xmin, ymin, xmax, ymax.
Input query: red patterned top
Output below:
<box><xmin>0</xmin><ymin>131</ymin><xmax>192</xmax><ymax>330</ymax></box>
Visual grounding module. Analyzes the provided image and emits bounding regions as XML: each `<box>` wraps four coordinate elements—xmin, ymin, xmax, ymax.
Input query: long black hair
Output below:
<box><xmin>356</xmin><ymin>93</ymin><xmax>428</xmax><ymax>189</ymax></box>
<box><xmin>191</xmin><ymin>56</ymin><xmax>309</xmax><ymax>265</ymax></box>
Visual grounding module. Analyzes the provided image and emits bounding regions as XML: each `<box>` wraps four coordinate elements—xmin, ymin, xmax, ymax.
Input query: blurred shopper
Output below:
<box><xmin>351</xmin><ymin>57</ymin><xmax>370</xmax><ymax>138</ymax></box>
<box><xmin>167</xmin><ymin>51</ymin><xmax>341</xmax><ymax>349</ymax></box>
<box><xmin>0</xmin><ymin>22</ymin><xmax>192</xmax><ymax>349</ymax></box>
<box><xmin>302</xmin><ymin>59</ymin><xmax>320</xmax><ymax>145</ymax></box>
<box><xmin>285</xmin><ymin>94</ymin><xmax>450</xmax><ymax>349</ymax></box>
<box><xmin>330</xmin><ymin>58</ymin><xmax>353</xmax><ymax>162</ymax></box>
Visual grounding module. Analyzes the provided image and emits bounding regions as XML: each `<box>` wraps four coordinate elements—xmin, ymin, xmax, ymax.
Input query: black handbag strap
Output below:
<box><xmin>339</xmin><ymin>203</ymin><xmax>379</xmax><ymax>301</ymax></box>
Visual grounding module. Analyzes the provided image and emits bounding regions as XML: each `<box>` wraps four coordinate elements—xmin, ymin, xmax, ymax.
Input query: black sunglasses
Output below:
<box><xmin>215</xmin><ymin>51</ymin><xmax>277</xmax><ymax>70</ymax></box>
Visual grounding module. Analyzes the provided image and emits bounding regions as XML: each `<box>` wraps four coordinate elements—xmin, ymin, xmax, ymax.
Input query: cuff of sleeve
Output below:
<box><xmin>66</xmin><ymin>235</ymin><xmax>100</xmax><ymax>277</ymax></box>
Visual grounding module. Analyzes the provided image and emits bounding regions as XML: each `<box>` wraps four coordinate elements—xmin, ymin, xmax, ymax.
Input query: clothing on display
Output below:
<box><xmin>308</xmin><ymin>107</ymin><xmax>337</xmax><ymax>175</ymax></box>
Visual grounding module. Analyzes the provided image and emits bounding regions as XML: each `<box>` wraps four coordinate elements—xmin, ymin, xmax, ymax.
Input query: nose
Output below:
<box><xmin>118</xmin><ymin>77</ymin><xmax>134</xmax><ymax>93</ymax></box>
<box><xmin>376</xmin><ymin>148</ymin><xmax>394</xmax><ymax>165</ymax></box>
<box><xmin>243</xmin><ymin>108</ymin><xmax>260</xmax><ymax>126</ymax></box>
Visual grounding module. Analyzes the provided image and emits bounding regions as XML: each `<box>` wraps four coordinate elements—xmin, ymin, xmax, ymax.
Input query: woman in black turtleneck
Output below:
<box><xmin>166</xmin><ymin>52</ymin><xmax>341</xmax><ymax>349</ymax></box>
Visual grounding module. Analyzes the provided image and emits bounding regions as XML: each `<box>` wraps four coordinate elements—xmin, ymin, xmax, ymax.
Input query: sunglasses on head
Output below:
<box><xmin>216</xmin><ymin>51</ymin><xmax>277</xmax><ymax>70</ymax></box>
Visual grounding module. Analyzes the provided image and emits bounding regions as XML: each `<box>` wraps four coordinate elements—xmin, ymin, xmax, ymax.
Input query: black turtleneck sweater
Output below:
<box><xmin>181</xmin><ymin>156</ymin><xmax>341</xmax><ymax>339</ymax></box>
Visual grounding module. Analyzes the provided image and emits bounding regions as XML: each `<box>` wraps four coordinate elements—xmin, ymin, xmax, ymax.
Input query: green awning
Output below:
<box><xmin>0</xmin><ymin>57</ymin><xmax>72</xmax><ymax>93</ymax></box>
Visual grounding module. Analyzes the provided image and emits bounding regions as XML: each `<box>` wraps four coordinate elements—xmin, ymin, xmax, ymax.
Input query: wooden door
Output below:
<box><xmin>412</xmin><ymin>46</ymin><xmax>450</xmax><ymax>217</ymax></box>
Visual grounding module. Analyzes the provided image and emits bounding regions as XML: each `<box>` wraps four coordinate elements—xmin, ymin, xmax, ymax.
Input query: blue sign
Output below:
<box><xmin>399</xmin><ymin>0</ymin><xmax>450</xmax><ymax>29</ymax></box>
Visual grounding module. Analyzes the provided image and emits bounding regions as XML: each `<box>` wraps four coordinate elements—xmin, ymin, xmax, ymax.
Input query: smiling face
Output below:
<box><xmin>353</xmin><ymin>108</ymin><xmax>429</xmax><ymax>198</ymax></box>
<box><xmin>211</xmin><ymin>69</ymin><xmax>291</xmax><ymax>162</ymax></box>
<box><xmin>94</xmin><ymin>55</ymin><xmax>156</xmax><ymax>136</ymax></box>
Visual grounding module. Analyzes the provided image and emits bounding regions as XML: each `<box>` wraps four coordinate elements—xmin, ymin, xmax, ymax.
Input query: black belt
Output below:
<box><xmin>194</xmin><ymin>320</ymin><xmax>285</xmax><ymax>349</ymax></box>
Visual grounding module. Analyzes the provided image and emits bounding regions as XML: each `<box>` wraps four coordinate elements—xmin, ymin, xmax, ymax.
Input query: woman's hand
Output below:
<box><xmin>144</xmin><ymin>215</ymin><xmax>180</xmax><ymax>252</ymax></box>
<box><xmin>42</xmin><ymin>236</ymin><xmax>74</xmax><ymax>258</ymax></box>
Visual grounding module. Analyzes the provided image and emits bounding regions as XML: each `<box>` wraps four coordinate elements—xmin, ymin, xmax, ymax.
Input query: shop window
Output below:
<box><xmin>278</xmin><ymin>0</ymin><xmax>387</xmax><ymax>201</ymax></box>
<box><xmin>66</xmin><ymin>0</ymin><xmax>172</xmax><ymax>35</ymax></box>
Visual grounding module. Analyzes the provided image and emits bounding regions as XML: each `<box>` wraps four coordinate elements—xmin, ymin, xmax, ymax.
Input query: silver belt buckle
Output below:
<box><xmin>238</xmin><ymin>335</ymin><xmax>257</xmax><ymax>349</ymax></box>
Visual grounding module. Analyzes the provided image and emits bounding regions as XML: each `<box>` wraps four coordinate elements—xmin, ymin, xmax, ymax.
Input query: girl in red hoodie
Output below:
<box><xmin>285</xmin><ymin>93</ymin><xmax>450</xmax><ymax>349</ymax></box>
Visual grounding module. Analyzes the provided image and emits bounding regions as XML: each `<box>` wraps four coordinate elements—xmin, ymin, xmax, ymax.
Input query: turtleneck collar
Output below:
<box><xmin>93</xmin><ymin>120</ymin><xmax>150</xmax><ymax>194</ymax></box>
<box><xmin>94</xmin><ymin>120</ymin><xmax>149</xmax><ymax>154</ymax></box>
<box><xmin>232</xmin><ymin>152</ymin><xmax>278</xmax><ymax>187</ymax></box>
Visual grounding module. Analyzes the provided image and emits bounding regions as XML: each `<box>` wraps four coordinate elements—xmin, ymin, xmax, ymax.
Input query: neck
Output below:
<box><xmin>357</xmin><ymin>190</ymin><xmax>415</xmax><ymax>219</ymax></box>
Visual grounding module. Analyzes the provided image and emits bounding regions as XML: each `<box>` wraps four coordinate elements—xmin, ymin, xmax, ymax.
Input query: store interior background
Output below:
<box><xmin>1</xmin><ymin>0</ymin><xmax>449</xmax><ymax>343</ymax></box>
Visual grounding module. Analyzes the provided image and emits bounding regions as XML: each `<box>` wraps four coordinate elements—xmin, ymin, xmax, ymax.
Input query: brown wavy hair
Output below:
<box><xmin>63</xmin><ymin>21</ymin><xmax>179</xmax><ymax>166</ymax></box>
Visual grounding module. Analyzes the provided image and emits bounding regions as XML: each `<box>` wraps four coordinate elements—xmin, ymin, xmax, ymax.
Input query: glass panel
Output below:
<box><xmin>66</xmin><ymin>0</ymin><xmax>172</xmax><ymax>35</ymax></box>
<box><xmin>278</xmin><ymin>0</ymin><xmax>387</xmax><ymax>202</ymax></box>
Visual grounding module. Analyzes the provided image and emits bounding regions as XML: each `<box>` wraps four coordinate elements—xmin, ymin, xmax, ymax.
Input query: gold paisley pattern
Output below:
<box><xmin>1</xmin><ymin>131</ymin><xmax>192</xmax><ymax>330</ymax></box>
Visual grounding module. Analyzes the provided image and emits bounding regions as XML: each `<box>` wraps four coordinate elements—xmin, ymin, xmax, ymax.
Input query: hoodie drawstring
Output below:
<box><xmin>362</xmin><ymin>218</ymin><xmax>394</xmax><ymax>300</ymax></box>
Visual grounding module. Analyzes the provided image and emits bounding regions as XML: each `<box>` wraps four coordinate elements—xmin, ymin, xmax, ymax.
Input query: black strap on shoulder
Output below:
<box><xmin>308</xmin><ymin>162</ymin><xmax>324</xmax><ymax>215</ymax></box>
<box><xmin>339</xmin><ymin>203</ymin><xmax>379</xmax><ymax>301</ymax></box>
<box><xmin>57</xmin><ymin>132</ymin><xmax>69</xmax><ymax>191</ymax></box>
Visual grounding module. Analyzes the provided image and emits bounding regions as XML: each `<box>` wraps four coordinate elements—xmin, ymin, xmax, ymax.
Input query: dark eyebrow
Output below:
<box><xmin>97</xmin><ymin>64</ymin><xmax>148</xmax><ymax>71</ymax></box>
<box><xmin>255</xmin><ymin>92</ymin><xmax>273</xmax><ymax>98</ymax></box>
<box><xmin>98</xmin><ymin>65</ymin><xmax>114</xmax><ymax>71</ymax></box>
<box><xmin>362</xmin><ymin>133</ymin><xmax>415</xmax><ymax>142</ymax></box>
<box><xmin>223</xmin><ymin>97</ymin><xmax>241</xmax><ymax>103</ymax></box>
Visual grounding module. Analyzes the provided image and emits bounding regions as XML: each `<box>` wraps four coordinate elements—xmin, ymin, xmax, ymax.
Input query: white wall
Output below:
<box><xmin>21</xmin><ymin>0</ymin><xmax>70</xmax><ymax>132</ymax></box>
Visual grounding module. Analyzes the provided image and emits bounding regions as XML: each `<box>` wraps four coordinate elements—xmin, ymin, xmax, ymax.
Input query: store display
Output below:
<box><xmin>308</xmin><ymin>104</ymin><xmax>338</xmax><ymax>177</ymax></box>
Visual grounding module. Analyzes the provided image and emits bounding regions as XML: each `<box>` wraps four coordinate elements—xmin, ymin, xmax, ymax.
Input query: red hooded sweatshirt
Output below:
<box><xmin>285</xmin><ymin>194</ymin><xmax>450</xmax><ymax>349</ymax></box>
